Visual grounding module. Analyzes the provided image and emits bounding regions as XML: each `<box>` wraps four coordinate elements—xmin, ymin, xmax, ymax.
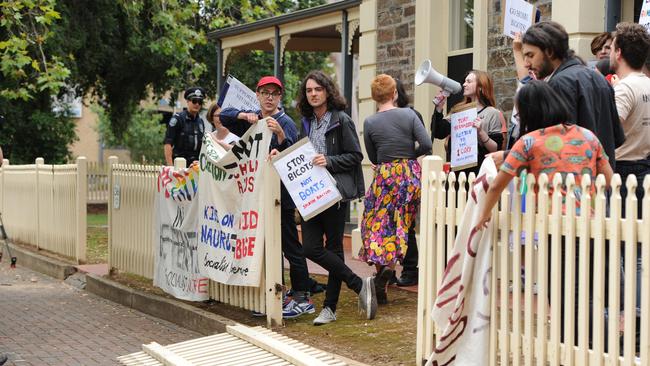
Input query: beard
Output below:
<box><xmin>536</xmin><ymin>55</ymin><xmax>556</xmax><ymax>79</ymax></box>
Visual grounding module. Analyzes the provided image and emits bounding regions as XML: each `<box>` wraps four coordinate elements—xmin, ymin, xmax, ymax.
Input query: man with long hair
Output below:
<box><xmin>294</xmin><ymin>70</ymin><xmax>377</xmax><ymax>325</ymax></box>
<box><xmin>521</xmin><ymin>21</ymin><xmax>625</xmax><ymax>168</ymax></box>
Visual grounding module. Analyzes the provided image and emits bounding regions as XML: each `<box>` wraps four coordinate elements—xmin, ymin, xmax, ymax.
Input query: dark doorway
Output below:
<box><xmin>446</xmin><ymin>53</ymin><xmax>473</xmax><ymax>111</ymax></box>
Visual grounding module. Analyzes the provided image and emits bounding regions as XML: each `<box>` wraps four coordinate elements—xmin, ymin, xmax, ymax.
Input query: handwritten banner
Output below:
<box><xmin>153</xmin><ymin>164</ymin><xmax>209</xmax><ymax>301</ymax></box>
<box><xmin>426</xmin><ymin>158</ymin><xmax>497</xmax><ymax>366</ymax></box>
<box><xmin>217</xmin><ymin>75</ymin><xmax>260</xmax><ymax>112</ymax></box>
<box><xmin>272</xmin><ymin>138</ymin><xmax>341</xmax><ymax>221</ymax></box>
<box><xmin>503</xmin><ymin>0</ymin><xmax>534</xmax><ymax>39</ymax></box>
<box><xmin>641</xmin><ymin>1</ymin><xmax>650</xmax><ymax>32</ymax></box>
<box><xmin>197</xmin><ymin>120</ymin><xmax>272</xmax><ymax>286</ymax></box>
<box><xmin>450</xmin><ymin>107</ymin><xmax>478</xmax><ymax>170</ymax></box>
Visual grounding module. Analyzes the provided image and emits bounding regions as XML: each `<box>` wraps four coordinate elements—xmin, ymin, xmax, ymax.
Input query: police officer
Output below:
<box><xmin>163</xmin><ymin>87</ymin><xmax>206</xmax><ymax>166</ymax></box>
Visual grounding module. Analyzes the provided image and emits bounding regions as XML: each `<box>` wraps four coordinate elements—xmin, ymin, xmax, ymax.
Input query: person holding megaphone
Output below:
<box><xmin>429</xmin><ymin>70</ymin><xmax>508</xmax><ymax>175</ymax></box>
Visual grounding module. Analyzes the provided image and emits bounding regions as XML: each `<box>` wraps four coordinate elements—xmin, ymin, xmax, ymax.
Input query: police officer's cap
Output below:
<box><xmin>184</xmin><ymin>87</ymin><xmax>206</xmax><ymax>101</ymax></box>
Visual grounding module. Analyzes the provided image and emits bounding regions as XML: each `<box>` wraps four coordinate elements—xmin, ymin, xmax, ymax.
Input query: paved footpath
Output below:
<box><xmin>0</xmin><ymin>260</ymin><xmax>201</xmax><ymax>366</ymax></box>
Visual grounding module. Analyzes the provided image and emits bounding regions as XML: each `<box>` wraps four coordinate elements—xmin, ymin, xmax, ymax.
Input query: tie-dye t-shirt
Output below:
<box><xmin>502</xmin><ymin>123</ymin><xmax>609</xmax><ymax>203</ymax></box>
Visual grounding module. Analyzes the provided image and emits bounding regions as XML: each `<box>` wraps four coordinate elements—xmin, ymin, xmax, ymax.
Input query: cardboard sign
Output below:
<box><xmin>272</xmin><ymin>138</ymin><xmax>342</xmax><ymax>221</ymax></box>
<box><xmin>503</xmin><ymin>0</ymin><xmax>534</xmax><ymax>39</ymax></box>
<box><xmin>197</xmin><ymin>121</ymin><xmax>272</xmax><ymax>286</ymax></box>
<box><xmin>450</xmin><ymin>107</ymin><xmax>478</xmax><ymax>171</ymax></box>
<box><xmin>153</xmin><ymin>164</ymin><xmax>209</xmax><ymax>301</ymax></box>
<box><xmin>640</xmin><ymin>1</ymin><xmax>650</xmax><ymax>32</ymax></box>
<box><xmin>217</xmin><ymin>75</ymin><xmax>260</xmax><ymax>112</ymax></box>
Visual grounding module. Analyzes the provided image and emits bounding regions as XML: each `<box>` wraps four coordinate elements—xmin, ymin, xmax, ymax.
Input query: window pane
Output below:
<box><xmin>449</xmin><ymin>0</ymin><xmax>474</xmax><ymax>51</ymax></box>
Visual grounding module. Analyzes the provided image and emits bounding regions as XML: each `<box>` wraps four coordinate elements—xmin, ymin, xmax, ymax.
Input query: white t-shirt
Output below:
<box><xmin>614</xmin><ymin>72</ymin><xmax>650</xmax><ymax>161</ymax></box>
<box><xmin>212</xmin><ymin>131</ymin><xmax>240</xmax><ymax>145</ymax></box>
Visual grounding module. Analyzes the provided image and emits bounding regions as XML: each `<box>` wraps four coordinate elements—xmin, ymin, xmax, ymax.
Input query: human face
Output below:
<box><xmin>305</xmin><ymin>79</ymin><xmax>328</xmax><ymax>110</ymax></box>
<box><xmin>463</xmin><ymin>73</ymin><xmax>478</xmax><ymax>98</ymax></box>
<box><xmin>211</xmin><ymin>107</ymin><xmax>222</xmax><ymax>128</ymax></box>
<box><xmin>256</xmin><ymin>85</ymin><xmax>282</xmax><ymax>115</ymax></box>
<box><xmin>187</xmin><ymin>98</ymin><xmax>203</xmax><ymax>115</ymax></box>
<box><xmin>597</xmin><ymin>39</ymin><xmax>612</xmax><ymax>60</ymax></box>
<box><xmin>609</xmin><ymin>37</ymin><xmax>620</xmax><ymax>72</ymax></box>
<box><xmin>522</xmin><ymin>43</ymin><xmax>555</xmax><ymax>80</ymax></box>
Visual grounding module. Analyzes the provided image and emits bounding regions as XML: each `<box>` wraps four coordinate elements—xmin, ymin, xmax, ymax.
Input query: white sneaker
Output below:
<box><xmin>358</xmin><ymin>276</ymin><xmax>378</xmax><ymax>320</ymax></box>
<box><xmin>313</xmin><ymin>306</ymin><xmax>336</xmax><ymax>325</ymax></box>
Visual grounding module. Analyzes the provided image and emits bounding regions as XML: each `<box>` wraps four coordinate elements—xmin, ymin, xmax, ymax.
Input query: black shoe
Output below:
<box><xmin>309</xmin><ymin>280</ymin><xmax>326</xmax><ymax>294</ymax></box>
<box><xmin>374</xmin><ymin>267</ymin><xmax>395</xmax><ymax>305</ymax></box>
<box><xmin>0</xmin><ymin>354</ymin><xmax>7</xmax><ymax>366</ymax></box>
<box><xmin>396</xmin><ymin>272</ymin><xmax>418</xmax><ymax>287</ymax></box>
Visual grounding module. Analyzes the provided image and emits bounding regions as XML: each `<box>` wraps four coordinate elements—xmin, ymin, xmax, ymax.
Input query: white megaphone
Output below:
<box><xmin>415</xmin><ymin>59</ymin><xmax>462</xmax><ymax>95</ymax></box>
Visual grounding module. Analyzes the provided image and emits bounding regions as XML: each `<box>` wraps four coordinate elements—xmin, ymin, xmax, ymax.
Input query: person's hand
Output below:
<box><xmin>513</xmin><ymin>32</ymin><xmax>523</xmax><ymax>53</ymax></box>
<box><xmin>266</xmin><ymin>117</ymin><xmax>285</xmax><ymax>142</ymax></box>
<box><xmin>433</xmin><ymin>90</ymin><xmax>447</xmax><ymax>112</ymax></box>
<box><xmin>473</xmin><ymin>117</ymin><xmax>489</xmax><ymax>142</ymax></box>
<box><xmin>312</xmin><ymin>154</ymin><xmax>327</xmax><ymax>167</ymax></box>
<box><xmin>238</xmin><ymin>112</ymin><xmax>259</xmax><ymax>124</ymax></box>
<box><xmin>474</xmin><ymin>211</ymin><xmax>492</xmax><ymax>232</ymax></box>
<box><xmin>486</xmin><ymin>150</ymin><xmax>506</xmax><ymax>168</ymax></box>
<box><xmin>268</xmin><ymin>148</ymin><xmax>279</xmax><ymax>161</ymax></box>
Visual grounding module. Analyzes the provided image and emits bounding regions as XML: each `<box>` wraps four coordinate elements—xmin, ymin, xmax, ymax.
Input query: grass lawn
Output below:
<box><xmin>86</xmin><ymin>213</ymin><xmax>108</xmax><ymax>264</ymax></box>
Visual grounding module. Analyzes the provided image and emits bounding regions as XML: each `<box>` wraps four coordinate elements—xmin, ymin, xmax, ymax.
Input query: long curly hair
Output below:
<box><xmin>295</xmin><ymin>70</ymin><xmax>347</xmax><ymax>118</ymax></box>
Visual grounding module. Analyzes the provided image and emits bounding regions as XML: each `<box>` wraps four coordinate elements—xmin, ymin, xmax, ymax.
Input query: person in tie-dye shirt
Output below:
<box><xmin>475</xmin><ymin>80</ymin><xmax>613</xmax><ymax>230</ymax></box>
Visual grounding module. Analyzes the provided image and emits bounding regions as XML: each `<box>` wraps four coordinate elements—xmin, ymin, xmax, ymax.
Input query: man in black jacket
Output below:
<box><xmin>293</xmin><ymin>70</ymin><xmax>376</xmax><ymax>325</ymax></box>
<box><xmin>522</xmin><ymin>21</ymin><xmax>625</xmax><ymax>168</ymax></box>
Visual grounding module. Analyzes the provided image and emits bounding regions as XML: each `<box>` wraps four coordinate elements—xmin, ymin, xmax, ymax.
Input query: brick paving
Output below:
<box><xmin>0</xmin><ymin>260</ymin><xmax>200</xmax><ymax>366</ymax></box>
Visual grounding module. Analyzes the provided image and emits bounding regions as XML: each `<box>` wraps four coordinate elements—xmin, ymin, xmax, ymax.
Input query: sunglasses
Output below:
<box><xmin>190</xmin><ymin>99</ymin><xmax>203</xmax><ymax>105</ymax></box>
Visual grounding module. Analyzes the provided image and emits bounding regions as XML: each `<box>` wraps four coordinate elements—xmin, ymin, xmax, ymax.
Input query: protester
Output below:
<box><xmin>163</xmin><ymin>87</ymin><xmax>207</xmax><ymax>166</ymax></box>
<box><xmin>475</xmin><ymin>80</ymin><xmax>613</xmax><ymax>344</ymax></box>
<box><xmin>220</xmin><ymin>76</ymin><xmax>314</xmax><ymax>320</ymax></box>
<box><xmin>391</xmin><ymin>78</ymin><xmax>423</xmax><ymax>287</ymax></box>
<box><xmin>431</xmin><ymin>70</ymin><xmax>507</xmax><ymax>175</ymax></box>
<box><xmin>608</xmin><ymin>21</ymin><xmax>650</xmax><ymax>350</ymax></box>
<box><xmin>293</xmin><ymin>70</ymin><xmax>377</xmax><ymax>325</ymax></box>
<box><xmin>206</xmin><ymin>102</ymin><xmax>238</xmax><ymax>145</ymax></box>
<box><xmin>595</xmin><ymin>58</ymin><xmax>616</xmax><ymax>85</ymax></box>
<box><xmin>521</xmin><ymin>21</ymin><xmax>625</xmax><ymax>169</ymax></box>
<box><xmin>359</xmin><ymin>75</ymin><xmax>431</xmax><ymax>304</ymax></box>
<box><xmin>591</xmin><ymin>32</ymin><xmax>613</xmax><ymax>60</ymax></box>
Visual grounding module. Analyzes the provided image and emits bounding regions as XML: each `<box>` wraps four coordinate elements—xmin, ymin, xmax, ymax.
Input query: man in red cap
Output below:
<box><xmin>220</xmin><ymin>76</ymin><xmax>315</xmax><ymax>319</ymax></box>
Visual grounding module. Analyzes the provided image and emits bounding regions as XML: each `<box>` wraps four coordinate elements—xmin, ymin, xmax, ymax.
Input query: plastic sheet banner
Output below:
<box><xmin>426</xmin><ymin>158</ymin><xmax>497</xmax><ymax>366</ymax></box>
<box><xmin>153</xmin><ymin>164</ymin><xmax>209</xmax><ymax>301</ymax></box>
<box><xmin>197</xmin><ymin>121</ymin><xmax>272</xmax><ymax>286</ymax></box>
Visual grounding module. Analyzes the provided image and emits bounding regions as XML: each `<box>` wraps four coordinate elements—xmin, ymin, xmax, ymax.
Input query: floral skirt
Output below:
<box><xmin>359</xmin><ymin>159</ymin><xmax>421</xmax><ymax>266</ymax></box>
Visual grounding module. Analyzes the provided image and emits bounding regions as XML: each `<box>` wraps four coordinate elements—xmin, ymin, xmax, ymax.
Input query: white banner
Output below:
<box><xmin>426</xmin><ymin>158</ymin><xmax>497</xmax><ymax>366</ymax></box>
<box><xmin>640</xmin><ymin>1</ymin><xmax>650</xmax><ymax>32</ymax></box>
<box><xmin>503</xmin><ymin>0</ymin><xmax>534</xmax><ymax>39</ymax></box>
<box><xmin>450</xmin><ymin>107</ymin><xmax>478</xmax><ymax>170</ymax></box>
<box><xmin>272</xmin><ymin>138</ymin><xmax>341</xmax><ymax>221</ymax></box>
<box><xmin>218</xmin><ymin>75</ymin><xmax>260</xmax><ymax>112</ymax></box>
<box><xmin>197</xmin><ymin>121</ymin><xmax>272</xmax><ymax>286</ymax></box>
<box><xmin>153</xmin><ymin>164</ymin><xmax>209</xmax><ymax>301</ymax></box>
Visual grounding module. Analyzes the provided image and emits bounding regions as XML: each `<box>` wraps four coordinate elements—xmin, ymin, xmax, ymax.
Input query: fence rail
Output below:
<box><xmin>0</xmin><ymin>157</ymin><xmax>87</xmax><ymax>261</ymax></box>
<box><xmin>416</xmin><ymin>155</ymin><xmax>648</xmax><ymax>365</ymax></box>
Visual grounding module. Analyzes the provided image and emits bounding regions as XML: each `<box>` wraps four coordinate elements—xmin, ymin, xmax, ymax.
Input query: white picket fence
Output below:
<box><xmin>416</xmin><ymin>155</ymin><xmax>648</xmax><ymax>365</ymax></box>
<box><xmin>0</xmin><ymin>157</ymin><xmax>87</xmax><ymax>262</ymax></box>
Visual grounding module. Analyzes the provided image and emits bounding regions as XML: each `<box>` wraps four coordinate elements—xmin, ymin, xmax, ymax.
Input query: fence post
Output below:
<box><xmin>76</xmin><ymin>157</ymin><xmax>88</xmax><ymax>263</ymax></box>
<box><xmin>415</xmin><ymin>155</ymin><xmax>444</xmax><ymax>366</ymax></box>
<box><xmin>107</xmin><ymin>156</ymin><xmax>119</xmax><ymax>270</ymax></box>
<box><xmin>173</xmin><ymin>157</ymin><xmax>186</xmax><ymax>169</ymax></box>
<box><xmin>264</xmin><ymin>161</ymin><xmax>282</xmax><ymax>326</ymax></box>
<box><xmin>35</xmin><ymin>157</ymin><xmax>44</xmax><ymax>250</ymax></box>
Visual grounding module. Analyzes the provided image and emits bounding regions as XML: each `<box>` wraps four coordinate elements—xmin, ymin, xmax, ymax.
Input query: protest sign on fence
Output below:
<box><xmin>450</xmin><ymin>106</ymin><xmax>478</xmax><ymax>171</ymax></box>
<box><xmin>272</xmin><ymin>138</ymin><xmax>341</xmax><ymax>221</ymax></box>
<box><xmin>217</xmin><ymin>75</ymin><xmax>260</xmax><ymax>112</ymax></box>
<box><xmin>153</xmin><ymin>164</ymin><xmax>209</xmax><ymax>301</ymax></box>
<box><xmin>503</xmin><ymin>0</ymin><xmax>534</xmax><ymax>39</ymax></box>
<box><xmin>640</xmin><ymin>1</ymin><xmax>650</xmax><ymax>31</ymax></box>
<box><xmin>197</xmin><ymin>122</ymin><xmax>272</xmax><ymax>286</ymax></box>
<box><xmin>426</xmin><ymin>158</ymin><xmax>497</xmax><ymax>366</ymax></box>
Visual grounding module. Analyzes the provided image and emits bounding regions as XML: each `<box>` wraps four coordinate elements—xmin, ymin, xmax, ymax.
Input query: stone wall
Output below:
<box><xmin>487</xmin><ymin>0</ymin><xmax>553</xmax><ymax>115</ymax></box>
<box><xmin>375</xmin><ymin>0</ymin><xmax>418</xmax><ymax>103</ymax></box>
